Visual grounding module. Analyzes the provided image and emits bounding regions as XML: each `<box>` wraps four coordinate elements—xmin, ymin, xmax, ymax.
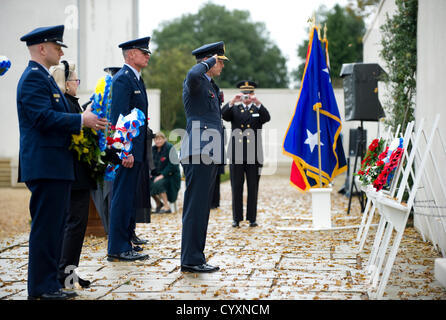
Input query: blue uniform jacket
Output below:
<box><xmin>110</xmin><ymin>65</ymin><xmax>148</xmax><ymax>162</ymax></box>
<box><xmin>180</xmin><ymin>58</ymin><xmax>224</xmax><ymax>164</ymax></box>
<box><xmin>16</xmin><ymin>61</ymin><xmax>82</xmax><ymax>182</ymax></box>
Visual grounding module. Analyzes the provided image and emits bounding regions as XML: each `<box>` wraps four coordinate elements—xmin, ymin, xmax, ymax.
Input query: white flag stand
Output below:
<box><xmin>310</xmin><ymin>187</ymin><xmax>332</xmax><ymax>228</ymax></box>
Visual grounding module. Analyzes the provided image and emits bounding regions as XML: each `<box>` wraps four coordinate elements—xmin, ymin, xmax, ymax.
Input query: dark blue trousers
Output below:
<box><xmin>25</xmin><ymin>179</ymin><xmax>71</xmax><ymax>297</ymax></box>
<box><xmin>181</xmin><ymin>162</ymin><xmax>217</xmax><ymax>266</ymax></box>
<box><xmin>108</xmin><ymin>162</ymin><xmax>141</xmax><ymax>255</ymax></box>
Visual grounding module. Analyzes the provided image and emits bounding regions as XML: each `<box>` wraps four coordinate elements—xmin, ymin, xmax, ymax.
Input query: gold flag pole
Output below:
<box><xmin>316</xmin><ymin>103</ymin><xmax>322</xmax><ymax>188</ymax></box>
<box><xmin>317</xmin><ymin>25</ymin><xmax>323</xmax><ymax>188</ymax></box>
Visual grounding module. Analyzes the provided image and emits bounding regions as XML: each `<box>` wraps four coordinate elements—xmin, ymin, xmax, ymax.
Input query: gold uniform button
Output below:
<box><xmin>247</xmin><ymin>124</ymin><xmax>251</xmax><ymax>128</ymax></box>
<box><xmin>247</xmin><ymin>132</ymin><xmax>250</xmax><ymax>136</ymax></box>
<box><xmin>239</xmin><ymin>139</ymin><xmax>242</xmax><ymax>143</ymax></box>
<box><xmin>241</xmin><ymin>124</ymin><xmax>244</xmax><ymax>128</ymax></box>
<box><xmin>239</xmin><ymin>132</ymin><xmax>242</xmax><ymax>135</ymax></box>
<box><xmin>247</xmin><ymin>139</ymin><xmax>250</xmax><ymax>143</ymax></box>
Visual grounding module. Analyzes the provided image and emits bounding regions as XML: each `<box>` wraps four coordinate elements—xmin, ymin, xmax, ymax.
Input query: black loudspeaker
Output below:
<box><xmin>340</xmin><ymin>63</ymin><xmax>387</xmax><ymax>121</ymax></box>
<box><xmin>348</xmin><ymin>128</ymin><xmax>367</xmax><ymax>157</ymax></box>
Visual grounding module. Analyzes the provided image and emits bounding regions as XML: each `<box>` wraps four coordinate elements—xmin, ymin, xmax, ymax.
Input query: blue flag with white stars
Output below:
<box><xmin>283</xmin><ymin>26</ymin><xmax>347</xmax><ymax>192</ymax></box>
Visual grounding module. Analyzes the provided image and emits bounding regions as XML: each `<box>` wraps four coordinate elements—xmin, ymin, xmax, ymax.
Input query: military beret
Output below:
<box><xmin>118</xmin><ymin>36</ymin><xmax>151</xmax><ymax>54</ymax></box>
<box><xmin>192</xmin><ymin>41</ymin><xmax>229</xmax><ymax>61</ymax></box>
<box><xmin>20</xmin><ymin>25</ymin><xmax>67</xmax><ymax>48</ymax></box>
<box><xmin>236</xmin><ymin>80</ymin><xmax>257</xmax><ymax>93</ymax></box>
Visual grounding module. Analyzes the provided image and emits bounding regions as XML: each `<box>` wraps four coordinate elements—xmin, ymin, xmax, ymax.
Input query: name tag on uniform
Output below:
<box><xmin>134</xmin><ymin>90</ymin><xmax>141</xmax><ymax>94</ymax></box>
<box><xmin>252</xmin><ymin>113</ymin><xmax>259</xmax><ymax>117</ymax></box>
<box><xmin>53</xmin><ymin>93</ymin><xmax>60</xmax><ymax>98</ymax></box>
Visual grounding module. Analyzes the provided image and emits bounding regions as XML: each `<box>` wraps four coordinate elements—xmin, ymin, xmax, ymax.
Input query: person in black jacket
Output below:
<box><xmin>50</xmin><ymin>60</ymin><xmax>96</xmax><ymax>289</ymax></box>
<box><xmin>221</xmin><ymin>80</ymin><xmax>270</xmax><ymax>228</ymax></box>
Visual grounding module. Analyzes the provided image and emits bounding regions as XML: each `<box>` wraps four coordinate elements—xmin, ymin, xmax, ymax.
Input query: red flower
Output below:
<box><xmin>376</xmin><ymin>160</ymin><xmax>384</xmax><ymax>167</ymax></box>
<box><xmin>378</xmin><ymin>147</ymin><xmax>389</xmax><ymax>160</ymax></box>
<box><xmin>160</xmin><ymin>156</ymin><xmax>166</xmax><ymax>162</ymax></box>
<box><xmin>369</xmin><ymin>139</ymin><xmax>379</xmax><ymax>151</ymax></box>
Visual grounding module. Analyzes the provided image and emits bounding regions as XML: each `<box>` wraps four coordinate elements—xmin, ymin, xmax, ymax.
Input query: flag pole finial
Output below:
<box><xmin>308</xmin><ymin>13</ymin><xmax>316</xmax><ymax>28</ymax></box>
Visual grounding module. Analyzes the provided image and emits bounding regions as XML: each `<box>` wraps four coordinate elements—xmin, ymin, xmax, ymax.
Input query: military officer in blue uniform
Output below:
<box><xmin>180</xmin><ymin>41</ymin><xmax>228</xmax><ymax>273</ymax></box>
<box><xmin>17</xmin><ymin>25</ymin><xmax>108</xmax><ymax>300</ymax></box>
<box><xmin>107</xmin><ymin>37</ymin><xmax>151</xmax><ymax>262</ymax></box>
<box><xmin>221</xmin><ymin>81</ymin><xmax>271</xmax><ymax>228</ymax></box>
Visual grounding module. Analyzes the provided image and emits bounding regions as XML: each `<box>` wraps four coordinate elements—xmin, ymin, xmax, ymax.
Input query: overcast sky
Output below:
<box><xmin>139</xmin><ymin>0</ymin><xmax>353</xmax><ymax>85</ymax></box>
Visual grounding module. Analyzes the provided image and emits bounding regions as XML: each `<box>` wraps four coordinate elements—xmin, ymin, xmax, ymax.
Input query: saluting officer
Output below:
<box><xmin>107</xmin><ymin>37</ymin><xmax>151</xmax><ymax>262</ymax></box>
<box><xmin>17</xmin><ymin>25</ymin><xmax>108</xmax><ymax>300</ymax></box>
<box><xmin>180</xmin><ymin>41</ymin><xmax>228</xmax><ymax>273</ymax></box>
<box><xmin>221</xmin><ymin>81</ymin><xmax>271</xmax><ymax>228</ymax></box>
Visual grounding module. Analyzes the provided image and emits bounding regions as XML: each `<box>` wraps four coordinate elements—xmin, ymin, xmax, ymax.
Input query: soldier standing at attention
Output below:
<box><xmin>221</xmin><ymin>81</ymin><xmax>271</xmax><ymax>228</ymax></box>
<box><xmin>17</xmin><ymin>25</ymin><xmax>107</xmax><ymax>300</ymax></box>
<box><xmin>107</xmin><ymin>37</ymin><xmax>151</xmax><ymax>262</ymax></box>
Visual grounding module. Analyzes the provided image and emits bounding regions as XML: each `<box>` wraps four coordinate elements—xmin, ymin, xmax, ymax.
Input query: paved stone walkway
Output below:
<box><xmin>1</xmin><ymin>175</ymin><xmax>445</xmax><ymax>300</ymax></box>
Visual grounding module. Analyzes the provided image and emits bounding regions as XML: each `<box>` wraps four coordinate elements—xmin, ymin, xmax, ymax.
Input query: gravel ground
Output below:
<box><xmin>0</xmin><ymin>188</ymin><xmax>31</xmax><ymax>239</ymax></box>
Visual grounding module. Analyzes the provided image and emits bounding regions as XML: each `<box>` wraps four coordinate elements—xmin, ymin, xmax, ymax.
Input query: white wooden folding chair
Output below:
<box><xmin>356</xmin><ymin>121</ymin><xmax>414</xmax><ymax>252</ymax></box>
<box><xmin>366</xmin><ymin>115</ymin><xmax>439</xmax><ymax>299</ymax></box>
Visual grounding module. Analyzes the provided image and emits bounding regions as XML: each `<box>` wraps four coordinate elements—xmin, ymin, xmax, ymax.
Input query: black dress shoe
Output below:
<box><xmin>133</xmin><ymin>245</ymin><xmax>143</xmax><ymax>252</ymax></box>
<box><xmin>132</xmin><ymin>232</ymin><xmax>148</xmax><ymax>245</ymax></box>
<box><xmin>78</xmin><ymin>277</ymin><xmax>91</xmax><ymax>288</ymax></box>
<box><xmin>153</xmin><ymin>202</ymin><xmax>163</xmax><ymax>213</ymax></box>
<box><xmin>28</xmin><ymin>290</ymin><xmax>69</xmax><ymax>300</ymax></box>
<box><xmin>60</xmin><ymin>273</ymin><xmax>91</xmax><ymax>289</ymax></box>
<box><xmin>232</xmin><ymin>221</ymin><xmax>239</xmax><ymax>227</ymax></box>
<box><xmin>107</xmin><ymin>250</ymin><xmax>149</xmax><ymax>262</ymax></box>
<box><xmin>181</xmin><ymin>264</ymin><xmax>220</xmax><ymax>273</ymax></box>
<box><xmin>158</xmin><ymin>208</ymin><xmax>172</xmax><ymax>214</ymax></box>
<box><xmin>249</xmin><ymin>221</ymin><xmax>258</xmax><ymax>227</ymax></box>
<box><xmin>60</xmin><ymin>288</ymin><xmax>78</xmax><ymax>298</ymax></box>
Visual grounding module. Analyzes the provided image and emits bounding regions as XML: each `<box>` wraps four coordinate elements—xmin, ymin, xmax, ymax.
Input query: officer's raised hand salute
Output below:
<box><xmin>180</xmin><ymin>41</ymin><xmax>228</xmax><ymax>274</ymax></box>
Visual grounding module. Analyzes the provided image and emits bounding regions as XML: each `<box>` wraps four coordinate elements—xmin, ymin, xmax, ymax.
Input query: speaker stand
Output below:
<box><xmin>346</xmin><ymin>122</ymin><xmax>366</xmax><ymax>215</ymax></box>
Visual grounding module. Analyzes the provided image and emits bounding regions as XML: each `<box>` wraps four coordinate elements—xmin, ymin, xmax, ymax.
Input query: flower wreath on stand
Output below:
<box><xmin>355</xmin><ymin>138</ymin><xmax>386</xmax><ymax>186</ymax></box>
<box><xmin>372</xmin><ymin>138</ymin><xmax>404</xmax><ymax>191</ymax></box>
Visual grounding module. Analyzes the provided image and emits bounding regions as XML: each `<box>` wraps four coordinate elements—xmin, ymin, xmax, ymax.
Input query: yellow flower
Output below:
<box><xmin>94</xmin><ymin>76</ymin><xmax>106</xmax><ymax>104</ymax></box>
<box><xmin>83</xmin><ymin>147</ymin><xmax>89</xmax><ymax>153</ymax></box>
<box><xmin>72</xmin><ymin>130</ymin><xmax>84</xmax><ymax>145</ymax></box>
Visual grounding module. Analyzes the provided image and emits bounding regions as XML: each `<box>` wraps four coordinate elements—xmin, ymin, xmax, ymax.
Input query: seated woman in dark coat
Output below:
<box><xmin>151</xmin><ymin>132</ymin><xmax>181</xmax><ymax>213</ymax></box>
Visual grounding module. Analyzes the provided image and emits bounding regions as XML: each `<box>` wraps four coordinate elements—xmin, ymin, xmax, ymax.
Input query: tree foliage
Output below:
<box><xmin>292</xmin><ymin>4</ymin><xmax>366</xmax><ymax>87</ymax></box>
<box><xmin>380</xmin><ymin>0</ymin><xmax>417</xmax><ymax>133</ymax></box>
<box><xmin>143</xmin><ymin>2</ymin><xmax>289</xmax><ymax>130</ymax></box>
<box><xmin>346</xmin><ymin>0</ymin><xmax>381</xmax><ymax>20</ymax></box>
<box><xmin>142</xmin><ymin>47</ymin><xmax>194</xmax><ymax>130</ymax></box>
